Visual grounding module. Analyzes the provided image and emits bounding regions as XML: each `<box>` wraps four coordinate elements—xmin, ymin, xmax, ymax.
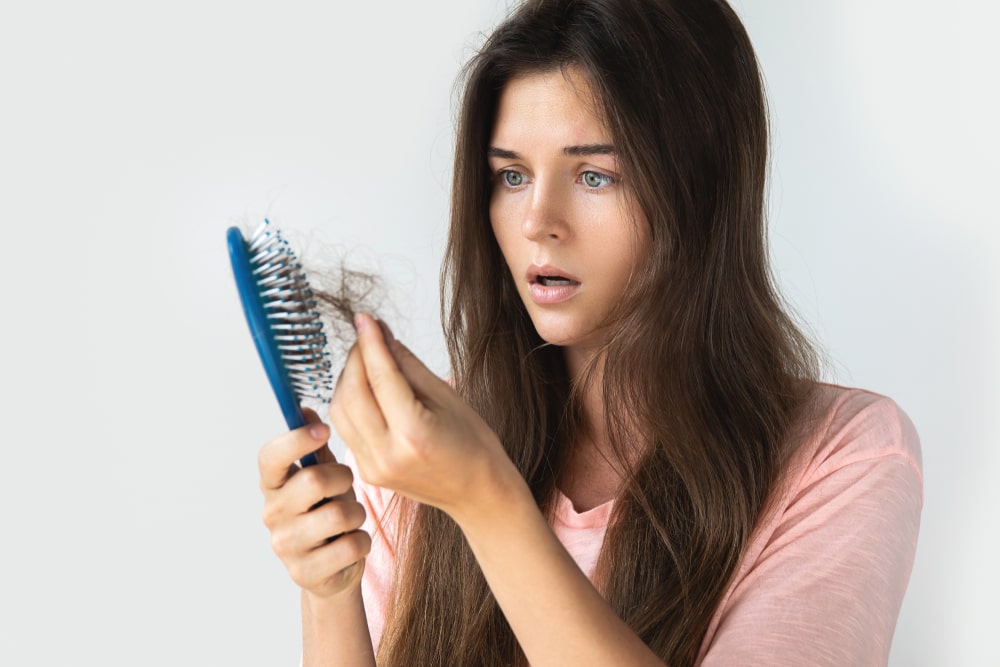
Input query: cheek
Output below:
<box><xmin>489</xmin><ymin>204</ymin><xmax>517</xmax><ymax>263</ymax></box>
<box><xmin>598</xmin><ymin>225</ymin><xmax>641</xmax><ymax>262</ymax></box>
<box><xmin>616</xmin><ymin>202</ymin><xmax>651</xmax><ymax>260</ymax></box>
<box><xmin>629</xmin><ymin>223</ymin><xmax>652</xmax><ymax>267</ymax></box>
<box><xmin>600</xmin><ymin>220</ymin><xmax>651</xmax><ymax>285</ymax></box>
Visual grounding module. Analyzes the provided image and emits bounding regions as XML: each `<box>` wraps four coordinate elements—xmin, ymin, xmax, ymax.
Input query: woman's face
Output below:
<box><xmin>488</xmin><ymin>68</ymin><xmax>650</xmax><ymax>358</ymax></box>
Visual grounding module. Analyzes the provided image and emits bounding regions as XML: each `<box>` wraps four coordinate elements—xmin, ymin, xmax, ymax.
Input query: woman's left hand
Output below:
<box><xmin>329</xmin><ymin>313</ymin><xmax>523</xmax><ymax>522</ymax></box>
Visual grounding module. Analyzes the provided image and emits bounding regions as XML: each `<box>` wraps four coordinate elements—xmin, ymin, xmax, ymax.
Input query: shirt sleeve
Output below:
<box><xmin>699</xmin><ymin>390</ymin><xmax>923</xmax><ymax>667</ymax></box>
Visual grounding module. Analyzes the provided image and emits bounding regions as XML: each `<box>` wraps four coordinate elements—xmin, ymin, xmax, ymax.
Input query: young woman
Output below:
<box><xmin>258</xmin><ymin>0</ymin><xmax>922</xmax><ymax>664</ymax></box>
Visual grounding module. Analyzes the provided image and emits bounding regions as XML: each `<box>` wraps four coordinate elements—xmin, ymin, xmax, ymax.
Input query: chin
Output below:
<box><xmin>528</xmin><ymin>315</ymin><xmax>593</xmax><ymax>349</ymax></box>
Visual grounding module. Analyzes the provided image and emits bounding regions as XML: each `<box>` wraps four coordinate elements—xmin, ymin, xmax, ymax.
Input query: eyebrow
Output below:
<box><xmin>564</xmin><ymin>144</ymin><xmax>616</xmax><ymax>156</ymax></box>
<box><xmin>487</xmin><ymin>144</ymin><xmax>616</xmax><ymax>159</ymax></box>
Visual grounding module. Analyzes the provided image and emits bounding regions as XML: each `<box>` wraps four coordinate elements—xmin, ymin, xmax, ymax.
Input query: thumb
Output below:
<box><xmin>301</xmin><ymin>407</ymin><xmax>336</xmax><ymax>464</ymax></box>
<box><xmin>371</xmin><ymin>317</ymin><xmax>449</xmax><ymax>405</ymax></box>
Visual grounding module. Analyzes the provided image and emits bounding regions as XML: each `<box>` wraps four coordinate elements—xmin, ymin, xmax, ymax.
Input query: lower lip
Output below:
<box><xmin>529</xmin><ymin>282</ymin><xmax>581</xmax><ymax>305</ymax></box>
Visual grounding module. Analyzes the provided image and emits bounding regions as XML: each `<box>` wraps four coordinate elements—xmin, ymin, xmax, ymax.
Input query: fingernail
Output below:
<box><xmin>354</xmin><ymin>312</ymin><xmax>368</xmax><ymax>331</ymax></box>
<box><xmin>309</xmin><ymin>423</ymin><xmax>328</xmax><ymax>440</ymax></box>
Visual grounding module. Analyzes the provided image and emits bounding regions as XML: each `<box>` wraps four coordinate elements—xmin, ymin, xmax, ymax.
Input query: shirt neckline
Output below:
<box><xmin>553</xmin><ymin>488</ymin><xmax>615</xmax><ymax>529</ymax></box>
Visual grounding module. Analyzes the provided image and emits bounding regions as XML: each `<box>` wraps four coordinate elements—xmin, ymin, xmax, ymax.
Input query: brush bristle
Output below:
<box><xmin>246</xmin><ymin>219</ymin><xmax>333</xmax><ymax>401</ymax></box>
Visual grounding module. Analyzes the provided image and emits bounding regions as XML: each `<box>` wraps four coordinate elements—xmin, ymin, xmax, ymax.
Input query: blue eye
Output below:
<box><xmin>582</xmin><ymin>171</ymin><xmax>614</xmax><ymax>188</ymax></box>
<box><xmin>501</xmin><ymin>170</ymin><xmax>525</xmax><ymax>187</ymax></box>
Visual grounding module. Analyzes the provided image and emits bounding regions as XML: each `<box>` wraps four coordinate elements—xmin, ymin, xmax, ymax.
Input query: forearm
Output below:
<box><xmin>452</xmin><ymin>472</ymin><xmax>665</xmax><ymax>667</ymax></box>
<box><xmin>301</xmin><ymin>586</ymin><xmax>376</xmax><ymax>667</ymax></box>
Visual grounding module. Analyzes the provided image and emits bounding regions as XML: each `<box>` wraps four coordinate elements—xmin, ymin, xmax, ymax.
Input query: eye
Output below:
<box><xmin>581</xmin><ymin>170</ymin><xmax>615</xmax><ymax>189</ymax></box>
<box><xmin>500</xmin><ymin>170</ymin><xmax>525</xmax><ymax>187</ymax></box>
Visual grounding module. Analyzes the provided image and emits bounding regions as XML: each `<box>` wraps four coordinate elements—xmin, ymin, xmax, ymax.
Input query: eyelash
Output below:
<box><xmin>494</xmin><ymin>169</ymin><xmax>617</xmax><ymax>191</ymax></box>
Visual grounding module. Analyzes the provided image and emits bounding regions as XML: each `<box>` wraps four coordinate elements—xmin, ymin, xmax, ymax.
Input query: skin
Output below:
<box><xmin>257</xmin><ymin>69</ymin><xmax>663</xmax><ymax>666</ymax></box>
<box><xmin>489</xmin><ymin>68</ymin><xmax>651</xmax><ymax>511</ymax></box>
<box><xmin>488</xmin><ymin>68</ymin><xmax>650</xmax><ymax>382</ymax></box>
<box><xmin>258</xmin><ymin>413</ymin><xmax>376</xmax><ymax>665</ymax></box>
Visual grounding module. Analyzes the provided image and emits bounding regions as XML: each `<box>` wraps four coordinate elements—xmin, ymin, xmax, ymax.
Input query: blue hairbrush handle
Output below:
<box><xmin>227</xmin><ymin>225</ymin><xmax>321</xmax><ymax>467</ymax></box>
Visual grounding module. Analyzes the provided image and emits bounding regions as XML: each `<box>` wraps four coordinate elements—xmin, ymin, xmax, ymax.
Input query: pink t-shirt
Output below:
<box><xmin>348</xmin><ymin>383</ymin><xmax>923</xmax><ymax>665</ymax></box>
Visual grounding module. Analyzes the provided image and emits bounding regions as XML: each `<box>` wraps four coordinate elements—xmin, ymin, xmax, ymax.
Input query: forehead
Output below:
<box><xmin>490</xmin><ymin>68</ymin><xmax>610</xmax><ymax>145</ymax></box>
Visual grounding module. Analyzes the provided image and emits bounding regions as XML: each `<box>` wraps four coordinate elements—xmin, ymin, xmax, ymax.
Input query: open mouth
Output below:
<box><xmin>535</xmin><ymin>275</ymin><xmax>580</xmax><ymax>287</ymax></box>
<box><xmin>527</xmin><ymin>265</ymin><xmax>582</xmax><ymax>305</ymax></box>
<box><xmin>527</xmin><ymin>264</ymin><xmax>582</xmax><ymax>286</ymax></box>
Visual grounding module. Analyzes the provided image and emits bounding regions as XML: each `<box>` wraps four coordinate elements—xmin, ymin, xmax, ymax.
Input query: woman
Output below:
<box><xmin>258</xmin><ymin>0</ymin><xmax>922</xmax><ymax>664</ymax></box>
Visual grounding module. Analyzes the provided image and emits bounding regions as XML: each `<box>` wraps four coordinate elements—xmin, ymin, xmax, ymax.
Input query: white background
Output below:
<box><xmin>1</xmin><ymin>1</ymin><xmax>996</xmax><ymax>665</ymax></box>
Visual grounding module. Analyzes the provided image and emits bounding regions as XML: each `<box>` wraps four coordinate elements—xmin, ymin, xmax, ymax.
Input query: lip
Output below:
<box><xmin>526</xmin><ymin>264</ymin><xmax>581</xmax><ymax>305</ymax></box>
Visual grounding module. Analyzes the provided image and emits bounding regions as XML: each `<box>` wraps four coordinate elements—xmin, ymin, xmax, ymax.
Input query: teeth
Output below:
<box><xmin>538</xmin><ymin>276</ymin><xmax>575</xmax><ymax>286</ymax></box>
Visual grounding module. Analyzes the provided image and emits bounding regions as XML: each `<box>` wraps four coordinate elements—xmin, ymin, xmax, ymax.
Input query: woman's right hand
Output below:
<box><xmin>258</xmin><ymin>409</ymin><xmax>372</xmax><ymax>600</ymax></box>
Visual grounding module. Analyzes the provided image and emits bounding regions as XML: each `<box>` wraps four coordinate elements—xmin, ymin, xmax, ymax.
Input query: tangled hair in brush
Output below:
<box><xmin>310</xmin><ymin>264</ymin><xmax>384</xmax><ymax>354</ymax></box>
<box><xmin>276</xmin><ymin>223</ymin><xmax>392</xmax><ymax>369</ymax></box>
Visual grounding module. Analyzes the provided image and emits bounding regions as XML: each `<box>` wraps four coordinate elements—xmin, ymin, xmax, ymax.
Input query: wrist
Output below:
<box><xmin>302</xmin><ymin>573</ymin><xmax>363</xmax><ymax>616</ymax></box>
<box><xmin>446</xmin><ymin>455</ymin><xmax>536</xmax><ymax>534</ymax></box>
<box><xmin>301</xmin><ymin>581</ymin><xmax>375</xmax><ymax>667</ymax></box>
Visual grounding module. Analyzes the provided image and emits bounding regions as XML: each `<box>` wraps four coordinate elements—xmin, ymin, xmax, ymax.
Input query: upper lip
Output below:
<box><xmin>526</xmin><ymin>264</ymin><xmax>581</xmax><ymax>284</ymax></box>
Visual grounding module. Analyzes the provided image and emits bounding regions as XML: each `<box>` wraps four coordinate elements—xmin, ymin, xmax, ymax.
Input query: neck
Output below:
<box><xmin>558</xmin><ymin>346</ymin><xmax>623</xmax><ymax>511</ymax></box>
<box><xmin>564</xmin><ymin>345</ymin><xmax>606</xmax><ymax>446</ymax></box>
<box><xmin>564</xmin><ymin>347</ymin><xmax>648</xmax><ymax>476</ymax></box>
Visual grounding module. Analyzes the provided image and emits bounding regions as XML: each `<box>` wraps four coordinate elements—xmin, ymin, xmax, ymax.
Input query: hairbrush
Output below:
<box><xmin>227</xmin><ymin>219</ymin><xmax>332</xmax><ymax>466</ymax></box>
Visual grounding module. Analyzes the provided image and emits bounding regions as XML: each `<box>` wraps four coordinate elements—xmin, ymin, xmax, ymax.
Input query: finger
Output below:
<box><xmin>282</xmin><ymin>463</ymin><xmax>357</xmax><ymax>516</ymax></box>
<box><xmin>258</xmin><ymin>420</ymin><xmax>331</xmax><ymax>491</ymax></box>
<box><xmin>270</xmin><ymin>494</ymin><xmax>367</xmax><ymax>555</ymax></box>
<box><xmin>261</xmin><ymin>463</ymin><xmax>355</xmax><ymax>532</ymax></box>
<box><xmin>300</xmin><ymin>408</ymin><xmax>336</xmax><ymax>465</ymax></box>
<box><xmin>384</xmin><ymin>336</ymin><xmax>451</xmax><ymax>406</ymax></box>
<box><xmin>373</xmin><ymin>318</ymin><xmax>451</xmax><ymax>410</ymax></box>
<box><xmin>331</xmin><ymin>341</ymin><xmax>388</xmax><ymax>442</ymax></box>
<box><xmin>288</xmin><ymin>531</ymin><xmax>372</xmax><ymax>592</ymax></box>
<box><xmin>303</xmin><ymin>494</ymin><xmax>367</xmax><ymax>547</ymax></box>
<box><xmin>353</xmin><ymin>313</ymin><xmax>419</xmax><ymax>426</ymax></box>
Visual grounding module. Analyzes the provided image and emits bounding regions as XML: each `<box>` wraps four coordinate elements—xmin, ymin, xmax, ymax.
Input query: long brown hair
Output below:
<box><xmin>378</xmin><ymin>1</ymin><xmax>820</xmax><ymax>664</ymax></box>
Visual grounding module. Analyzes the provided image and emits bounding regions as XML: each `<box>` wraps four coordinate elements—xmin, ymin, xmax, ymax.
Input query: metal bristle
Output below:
<box><xmin>246</xmin><ymin>219</ymin><xmax>333</xmax><ymax>400</ymax></box>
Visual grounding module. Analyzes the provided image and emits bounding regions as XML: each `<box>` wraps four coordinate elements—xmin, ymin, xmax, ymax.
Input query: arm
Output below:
<box><xmin>257</xmin><ymin>414</ymin><xmax>376</xmax><ymax>667</ymax></box>
<box><xmin>454</xmin><ymin>468</ymin><xmax>663</xmax><ymax>666</ymax></box>
<box><xmin>301</xmin><ymin>587</ymin><xmax>375</xmax><ymax>667</ymax></box>
<box><xmin>331</xmin><ymin>314</ymin><xmax>663</xmax><ymax>666</ymax></box>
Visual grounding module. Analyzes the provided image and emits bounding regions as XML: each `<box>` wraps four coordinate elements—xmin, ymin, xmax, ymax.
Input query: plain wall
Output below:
<box><xmin>1</xmin><ymin>1</ymin><xmax>995</xmax><ymax>664</ymax></box>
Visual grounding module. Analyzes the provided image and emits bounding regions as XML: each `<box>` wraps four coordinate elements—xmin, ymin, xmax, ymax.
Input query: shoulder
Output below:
<box><xmin>786</xmin><ymin>382</ymin><xmax>923</xmax><ymax>496</ymax></box>
<box><xmin>769</xmin><ymin>382</ymin><xmax>925</xmax><ymax>552</ymax></box>
<box><xmin>697</xmin><ymin>384</ymin><xmax>924</xmax><ymax>664</ymax></box>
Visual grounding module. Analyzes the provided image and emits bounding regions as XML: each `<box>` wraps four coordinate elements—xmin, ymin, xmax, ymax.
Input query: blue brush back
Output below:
<box><xmin>226</xmin><ymin>221</ymin><xmax>328</xmax><ymax>466</ymax></box>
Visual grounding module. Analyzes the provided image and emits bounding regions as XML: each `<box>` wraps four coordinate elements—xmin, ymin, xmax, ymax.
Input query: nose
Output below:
<box><xmin>521</xmin><ymin>178</ymin><xmax>569</xmax><ymax>242</ymax></box>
